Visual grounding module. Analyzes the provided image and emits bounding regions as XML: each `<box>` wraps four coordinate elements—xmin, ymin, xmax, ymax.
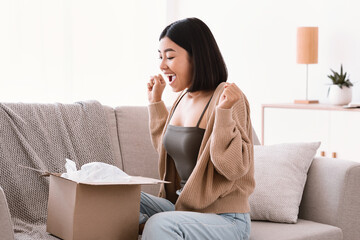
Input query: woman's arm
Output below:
<box><xmin>210</xmin><ymin>93</ymin><xmax>253</xmax><ymax>181</ymax></box>
<box><xmin>148</xmin><ymin>101</ymin><xmax>169</xmax><ymax>154</ymax></box>
<box><xmin>147</xmin><ymin>74</ymin><xmax>167</xmax><ymax>153</ymax></box>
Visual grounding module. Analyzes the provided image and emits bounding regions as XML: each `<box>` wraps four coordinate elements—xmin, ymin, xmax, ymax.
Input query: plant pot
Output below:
<box><xmin>328</xmin><ymin>85</ymin><xmax>352</xmax><ymax>105</ymax></box>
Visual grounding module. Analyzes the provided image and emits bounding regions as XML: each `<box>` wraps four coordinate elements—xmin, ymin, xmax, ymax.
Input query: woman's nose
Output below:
<box><xmin>159</xmin><ymin>58</ymin><xmax>168</xmax><ymax>70</ymax></box>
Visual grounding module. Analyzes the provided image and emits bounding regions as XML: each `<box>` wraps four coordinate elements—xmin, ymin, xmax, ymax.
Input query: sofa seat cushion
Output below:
<box><xmin>251</xmin><ymin>219</ymin><xmax>342</xmax><ymax>240</ymax></box>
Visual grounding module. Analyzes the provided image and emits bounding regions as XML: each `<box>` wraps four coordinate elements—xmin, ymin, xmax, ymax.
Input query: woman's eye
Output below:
<box><xmin>158</xmin><ymin>56</ymin><xmax>174</xmax><ymax>60</ymax></box>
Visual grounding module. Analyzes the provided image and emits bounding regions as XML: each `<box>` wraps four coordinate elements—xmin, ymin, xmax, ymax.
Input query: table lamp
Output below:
<box><xmin>295</xmin><ymin>27</ymin><xmax>319</xmax><ymax>104</ymax></box>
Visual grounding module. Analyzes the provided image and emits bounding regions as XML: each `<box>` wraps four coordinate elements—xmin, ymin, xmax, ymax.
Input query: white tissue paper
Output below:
<box><xmin>61</xmin><ymin>158</ymin><xmax>131</xmax><ymax>183</ymax></box>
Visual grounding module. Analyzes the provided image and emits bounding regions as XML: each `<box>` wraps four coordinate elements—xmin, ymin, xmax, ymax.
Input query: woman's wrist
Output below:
<box><xmin>150</xmin><ymin>99</ymin><xmax>162</xmax><ymax>104</ymax></box>
<box><xmin>149</xmin><ymin>99</ymin><xmax>163</xmax><ymax>105</ymax></box>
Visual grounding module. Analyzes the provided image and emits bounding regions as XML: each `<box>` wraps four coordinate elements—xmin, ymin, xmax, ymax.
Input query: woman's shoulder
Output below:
<box><xmin>214</xmin><ymin>82</ymin><xmax>226</xmax><ymax>94</ymax></box>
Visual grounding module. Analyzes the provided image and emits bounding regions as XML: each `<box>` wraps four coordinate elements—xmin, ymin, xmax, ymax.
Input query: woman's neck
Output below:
<box><xmin>186</xmin><ymin>90</ymin><xmax>213</xmax><ymax>99</ymax></box>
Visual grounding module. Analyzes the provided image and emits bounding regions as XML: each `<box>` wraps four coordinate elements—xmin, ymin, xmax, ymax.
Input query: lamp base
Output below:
<box><xmin>294</xmin><ymin>99</ymin><xmax>319</xmax><ymax>104</ymax></box>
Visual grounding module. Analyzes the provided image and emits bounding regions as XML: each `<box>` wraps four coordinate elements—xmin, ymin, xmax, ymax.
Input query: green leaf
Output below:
<box><xmin>340</xmin><ymin>64</ymin><xmax>343</xmax><ymax>75</ymax></box>
<box><xmin>327</xmin><ymin>64</ymin><xmax>353</xmax><ymax>88</ymax></box>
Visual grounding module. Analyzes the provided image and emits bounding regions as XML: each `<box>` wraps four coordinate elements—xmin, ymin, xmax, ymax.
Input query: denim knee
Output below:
<box><xmin>141</xmin><ymin>212</ymin><xmax>182</xmax><ymax>240</ymax></box>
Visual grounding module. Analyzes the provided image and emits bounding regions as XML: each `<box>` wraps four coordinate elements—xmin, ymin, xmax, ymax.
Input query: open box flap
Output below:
<box><xmin>19</xmin><ymin>165</ymin><xmax>170</xmax><ymax>185</ymax></box>
<box><xmin>77</xmin><ymin>176</ymin><xmax>169</xmax><ymax>185</ymax></box>
<box><xmin>51</xmin><ymin>173</ymin><xmax>169</xmax><ymax>185</ymax></box>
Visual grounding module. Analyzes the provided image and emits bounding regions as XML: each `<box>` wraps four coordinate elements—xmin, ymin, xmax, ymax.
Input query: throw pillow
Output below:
<box><xmin>249</xmin><ymin>142</ymin><xmax>321</xmax><ymax>223</ymax></box>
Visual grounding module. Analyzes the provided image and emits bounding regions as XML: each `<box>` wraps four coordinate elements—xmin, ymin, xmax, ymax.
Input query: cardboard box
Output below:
<box><xmin>46</xmin><ymin>174</ymin><xmax>166</xmax><ymax>240</ymax></box>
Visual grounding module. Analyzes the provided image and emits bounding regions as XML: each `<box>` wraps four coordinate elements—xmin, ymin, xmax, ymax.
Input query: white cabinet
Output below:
<box><xmin>262</xmin><ymin>103</ymin><xmax>360</xmax><ymax>163</ymax></box>
<box><xmin>329</xmin><ymin>111</ymin><xmax>360</xmax><ymax>161</ymax></box>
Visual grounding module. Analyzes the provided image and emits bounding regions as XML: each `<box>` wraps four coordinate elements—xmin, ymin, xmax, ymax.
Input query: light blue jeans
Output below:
<box><xmin>139</xmin><ymin>192</ymin><xmax>251</xmax><ymax>240</ymax></box>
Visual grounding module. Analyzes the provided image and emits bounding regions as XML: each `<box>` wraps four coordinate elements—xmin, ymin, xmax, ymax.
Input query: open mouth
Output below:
<box><xmin>165</xmin><ymin>74</ymin><xmax>176</xmax><ymax>84</ymax></box>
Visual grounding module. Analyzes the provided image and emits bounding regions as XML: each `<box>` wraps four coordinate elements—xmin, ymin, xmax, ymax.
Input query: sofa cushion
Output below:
<box><xmin>299</xmin><ymin>157</ymin><xmax>360</xmax><ymax>240</ymax></box>
<box><xmin>249</xmin><ymin>142</ymin><xmax>320</xmax><ymax>223</ymax></box>
<box><xmin>102</xmin><ymin>106</ymin><xmax>123</xmax><ymax>169</ymax></box>
<box><xmin>115</xmin><ymin>106</ymin><xmax>160</xmax><ymax>196</ymax></box>
<box><xmin>251</xmin><ymin>219</ymin><xmax>342</xmax><ymax>240</ymax></box>
<box><xmin>0</xmin><ymin>186</ymin><xmax>14</xmax><ymax>240</ymax></box>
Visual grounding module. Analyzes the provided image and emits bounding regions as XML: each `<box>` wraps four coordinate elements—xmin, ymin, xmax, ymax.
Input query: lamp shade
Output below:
<box><xmin>297</xmin><ymin>27</ymin><xmax>318</xmax><ymax>64</ymax></box>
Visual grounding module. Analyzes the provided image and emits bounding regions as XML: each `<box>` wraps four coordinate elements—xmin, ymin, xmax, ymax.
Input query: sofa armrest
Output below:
<box><xmin>299</xmin><ymin>157</ymin><xmax>360</xmax><ymax>240</ymax></box>
<box><xmin>0</xmin><ymin>186</ymin><xmax>14</xmax><ymax>240</ymax></box>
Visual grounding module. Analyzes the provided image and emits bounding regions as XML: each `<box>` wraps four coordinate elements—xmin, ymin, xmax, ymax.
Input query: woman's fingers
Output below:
<box><xmin>217</xmin><ymin>83</ymin><xmax>242</xmax><ymax>109</ymax></box>
<box><xmin>147</xmin><ymin>77</ymin><xmax>154</xmax><ymax>91</ymax></box>
<box><xmin>147</xmin><ymin>83</ymin><xmax>153</xmax><ymax>91</ymax></box>
<box><xmin>147</xmin><ymin>74</ymin><xmax>166</xmax><ymax>103</ymax></box>
<box><xmin>153</xmin><ymin>74</ymin><xmax>166</xmax><ymax>86</ymax></box>
<box><xmin>225</xmin><ymin>83</ymin><xmax>240</xmax><ymax>97</ymax></box>
<box><xmin>158</xmin><ymin>74</ymin><xmax>166</xmax><ymax>84</ymax></box>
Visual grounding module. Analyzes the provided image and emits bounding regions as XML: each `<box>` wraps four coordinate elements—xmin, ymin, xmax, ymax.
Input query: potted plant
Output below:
<box><xmin>327</xmin><ymin>64</ymin><xmax>353</xmax><ymax>105</ymax></box>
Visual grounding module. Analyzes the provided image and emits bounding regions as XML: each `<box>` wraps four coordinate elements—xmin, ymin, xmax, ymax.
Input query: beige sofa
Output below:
<box><xmin>1</xmin><ymin>104</ymin><xmax>360</xmax><ymax>240</ymax></box>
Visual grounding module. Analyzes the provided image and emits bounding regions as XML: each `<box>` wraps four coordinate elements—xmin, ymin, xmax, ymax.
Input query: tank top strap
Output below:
<box><xmin>196</xmin><ymin>94</ymin><xmax>213</xmax><ymax>128</ymax></box>
<box><xmin>169</xmin><ymin>91</ymin><xmax>187</xmax><ymax>121</ymax></box>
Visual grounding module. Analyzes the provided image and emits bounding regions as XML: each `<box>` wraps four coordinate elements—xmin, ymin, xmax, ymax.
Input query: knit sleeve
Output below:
<box><xmin>148</xmin><ymin>101</ymin><xmax>169</xmax><ymax>154</ymax></box>
<box><xmin>209</xmin><ymin>95</ymin><xmax>253</xmax><ymax>181</ymax></box>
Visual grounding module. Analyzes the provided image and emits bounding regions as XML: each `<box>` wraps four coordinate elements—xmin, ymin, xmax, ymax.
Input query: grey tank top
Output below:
<box><xmin>163</xmin><ymin>92</ymin><xmax>213</xmax><ymax>195</ymax></box>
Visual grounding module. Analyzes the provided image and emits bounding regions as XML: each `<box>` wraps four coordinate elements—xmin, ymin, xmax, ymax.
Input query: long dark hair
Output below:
<box><xmin>159</xmin><ymin>18</ymin><xmax>228</xmax><ymax>92</ymax></box>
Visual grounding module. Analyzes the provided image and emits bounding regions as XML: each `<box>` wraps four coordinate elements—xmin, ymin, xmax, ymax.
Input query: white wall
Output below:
<box><xmin>0</xmin><ymin>0</ymin><xmax>166</xmax><ymax>105</ymax></box>
<box><xmin>1</xmin><ymin>0</ymin><xmax>359</xmax><ymax>135</ymax></box>
<box><xmin>170</xmin><ymin>0</ymin><xmax>360</xmax><ymax>134</ymax></box>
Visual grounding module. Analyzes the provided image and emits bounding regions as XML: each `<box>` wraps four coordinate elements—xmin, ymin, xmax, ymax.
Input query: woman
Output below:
<box><xmin>141</xmin><ymin>17</ymin><xmax>255</xmax><ymax>239</ymax></box>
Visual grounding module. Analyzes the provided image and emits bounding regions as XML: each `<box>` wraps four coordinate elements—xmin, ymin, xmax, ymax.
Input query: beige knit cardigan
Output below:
<box><xmin>148</xmin><ymin>82</ymin><xmax>255</xmax><ymax>213</ymax></box>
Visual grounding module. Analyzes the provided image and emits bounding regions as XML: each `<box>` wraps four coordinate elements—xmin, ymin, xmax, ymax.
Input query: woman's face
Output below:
<box><xmin>158</xmin><ymin>37</ymin><xmax>193</xmax><ymax>92</ymax></box>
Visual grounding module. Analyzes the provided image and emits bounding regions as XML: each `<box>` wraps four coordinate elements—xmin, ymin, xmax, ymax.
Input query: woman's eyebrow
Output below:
<box><xmin>158</xmin><ymin>48</ymin><xmax>176</xmax><ymax>53</ymax></box>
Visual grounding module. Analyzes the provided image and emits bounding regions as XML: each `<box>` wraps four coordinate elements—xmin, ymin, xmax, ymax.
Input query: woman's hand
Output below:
<box><xmin>147</xmin><ymin>74</ymin><xmax>166</xmax><ymax>103</ymax></box>
<box><xmin>217</xmin><ymin>83</ymin><xmax>242</xmax><ymax>109</ymax></box>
